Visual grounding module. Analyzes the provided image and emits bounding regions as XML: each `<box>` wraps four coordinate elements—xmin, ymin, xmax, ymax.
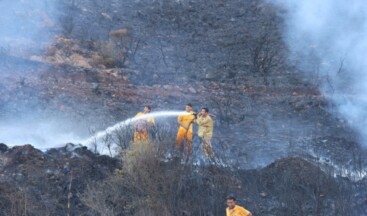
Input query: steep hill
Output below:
<box><xmin>0</xmin><ymin>0</ymin><xmax>366</xmax><ymax>215</ymax></box>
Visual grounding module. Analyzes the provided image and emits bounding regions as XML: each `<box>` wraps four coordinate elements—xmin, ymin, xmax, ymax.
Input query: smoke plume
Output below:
<box><xmin>272</xmin><ymin>0</ymin><xmax>367</xmax><ymax>146</ymax></box>
<box><xmin>0</xmin><ymin>1</ymin><xmax>79</xmax><ymax>149</ymax></box>
<box><xmin>0</xmin><ymin>0</ymin><xmax>57</xmax><ymax>54</ymax></box>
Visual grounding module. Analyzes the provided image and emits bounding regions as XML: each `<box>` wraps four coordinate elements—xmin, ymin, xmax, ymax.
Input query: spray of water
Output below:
<box><xmin>81</xmin><ymin>110</ymin><xmax>189</xmax><ymax>146</ymax></box>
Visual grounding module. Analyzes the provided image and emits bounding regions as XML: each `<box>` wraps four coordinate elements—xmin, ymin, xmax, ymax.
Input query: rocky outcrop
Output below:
<box><xmin>0</xmin><ymin>144</ymin><xmax>119</xmax><ymax>215</ymax></box>
<box><xmin>0</xmin><ymin>144</ymin><xmax>365</xmax><ymax>215</ymax></box>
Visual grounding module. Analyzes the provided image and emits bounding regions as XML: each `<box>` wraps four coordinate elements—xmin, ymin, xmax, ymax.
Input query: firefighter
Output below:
<box><xmin>193</xmin><ymin>107</ymin><xmax>214</xmax><ymax>159</ymax></box>
<box><xmin>176</xmin><ymin>103</ymin><xmax>195</xmax><ymax>154</ymax></box>
<box><xmin>133</xmin><ymin>106</ymin><xmax>155</xmax><ymax>143</ymax></box>
<box><xmin>226</xmin><ymin>195</ymin><xmax>252</xmax><ymax>216</ymax></box>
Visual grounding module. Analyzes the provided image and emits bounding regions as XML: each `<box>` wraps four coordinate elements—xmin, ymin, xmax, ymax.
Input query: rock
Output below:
<box><xmin>29</xmin><ymin>55</ymin><xmax>44</xmax><ymax>62</ymax></box>
<box><xmin>70</xmin><ymin>54</ymin><xmax>92</xmax><ymax>68</ymax></box>
<box><xmin>0</xmin><ymin>144</ymin><xmax>8</xmax><ymax>153</ymax></box>
<box><xmin>188</xmin><ymin>87</ymin><xmax>197</xmax><ymax>94</ymax></box>
<box><xmin>109</xmin><ymin>29</ymin><xmax>129</xmax><ymax>38</ymax></box>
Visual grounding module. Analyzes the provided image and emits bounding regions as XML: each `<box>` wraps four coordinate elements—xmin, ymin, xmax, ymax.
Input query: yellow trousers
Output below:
<box><xmin>176</xmin><ymin>127</ymin><xmax>193</xmax><ymax>154</ymax></box>
<box><xmin>134</xmin><ymin>130</ymin><xmax>149</xmax><ymax>143</ymax></box>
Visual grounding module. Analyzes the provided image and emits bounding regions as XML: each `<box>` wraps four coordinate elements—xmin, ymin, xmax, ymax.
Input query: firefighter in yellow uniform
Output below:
<box><xmin>176</xmin><ymin>103</ymin><xmax>195</xmax><ymax>154</ymax></box>
<box><xmin>133</xmin><ymin>106</ymin><xmax>155</xmax><ymax>143</ymax></box>
<box><xmin>226</xmin><ymin>195</ymin><xmax>252</xmax><ymax>216</ymax></box>
<box><xmin>193</xmin><ymin>107</ymin><xmax>214</xmax><ymax>159</ymax></box>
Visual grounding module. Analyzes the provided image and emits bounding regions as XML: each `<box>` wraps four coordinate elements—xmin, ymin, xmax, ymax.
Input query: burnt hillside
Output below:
<box><xmin>0</xmin><ymin>143</ymin><xmax>365</xmax><ymax>215</ymax></box>
<box><xmin>0</xmin><ymin>0</ymin><xmax>367</xmax><ymax>215</ymax></box>
<box><xmin>1</xmin><ymin>0</ymin><xmax>364</xmax><ymax>168</ymax></box>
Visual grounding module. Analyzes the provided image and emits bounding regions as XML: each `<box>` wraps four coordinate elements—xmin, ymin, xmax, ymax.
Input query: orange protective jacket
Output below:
<box><xmin>177</xmin><ymin>111</ymin><xmax>195</xmax><ymax>132</ymax></box>
<box><xmin>226</xmin><ymin>205</ymin><xmax>252</xmax><ymax>216</ymax></box>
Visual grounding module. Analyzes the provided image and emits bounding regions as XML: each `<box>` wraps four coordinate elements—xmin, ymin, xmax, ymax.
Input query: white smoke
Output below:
<box><xmin>0</xmin><ymin>114</ymin><xmax>87</xmax><ymax>151</ymax></box>
<box><xmin>271</xmin><ymin>0</ymin><xmax>367</xmax><ymax>146</ymax></box>
<box><xmin>0</xmin><ymin>1</ymin><xmax>73</xmax><ymax>150</ymax></box>
<box><xmin>0</xmin><ymin>0</ymin><xmax>57</xmax><ymax>53</ymax></box>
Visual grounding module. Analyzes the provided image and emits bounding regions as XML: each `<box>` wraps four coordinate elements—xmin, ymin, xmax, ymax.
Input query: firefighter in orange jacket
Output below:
<box><xmin>133</xmin><ymin>106</ymin><xmax>155</xmax><ymax>143</ymax></box>
<box><xmin>176</xmin><ymin>103</ymin><xmax>195</xmax><ymax>154</ymax></box>
<box><xmin>226</xmin><ymin>195</ymin><xmax>252</xmax><ymax>216</ymax></box>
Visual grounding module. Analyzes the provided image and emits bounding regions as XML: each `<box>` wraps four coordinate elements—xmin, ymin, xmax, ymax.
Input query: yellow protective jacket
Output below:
<box><xmin>177</xmin><ymin>111</ymin><xmax>195</xmax><ymax>132</ymax></box>
<box><xmin>194</xmin><ymin>115</ymin><xmax>213</xmax><ymax>137</ymax></box>
<box><xmin>226</xmin><ymin>205</ymin><xmax>252</xmax><ymax>216</ymax></box>
<box><xmin>134</xmin><ymin>112</ymin><xmax>155</xmax><ymax>131</ymax></box>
